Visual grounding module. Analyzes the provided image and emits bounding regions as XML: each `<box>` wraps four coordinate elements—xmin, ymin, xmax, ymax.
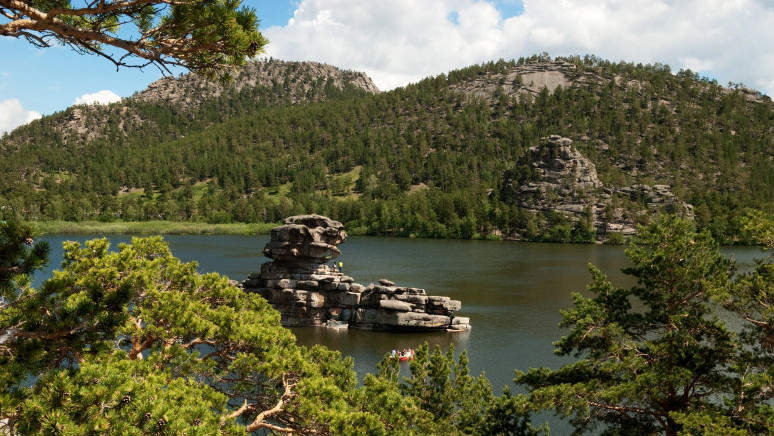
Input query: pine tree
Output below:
<box><xmin>517</xmin><ymin>216</ymin><xmax>736</xmax><ymax>435</ymax></box>
<box><xmin>0</xmin><ymin>236</ymin><xmax>392</xmax><ymax>434</ymax></box>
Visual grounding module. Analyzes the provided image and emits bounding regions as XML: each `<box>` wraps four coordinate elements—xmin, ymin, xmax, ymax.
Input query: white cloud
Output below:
<box><xmin>73</xmin><ymin>89</ymin><xmax>122</xmax><ymax>106</ymax></box>
<box><xmin>264</xmin><ymin>0</ymin><xmax>501</xmax><ymax>90</ymax></box>
<box><xmin>680</xmin><ymin>57</ymin><xmax>714</xmax><ymax>74</ymax></box>
<box><xmin>0</xmin><ymin>99</ymin><xmax>42</xmax><ymax>135</ymax></box>
<box><xmin>262</xmin><ymin>0</ymin><xmax>774</xmax><ymax>96</ymax></box>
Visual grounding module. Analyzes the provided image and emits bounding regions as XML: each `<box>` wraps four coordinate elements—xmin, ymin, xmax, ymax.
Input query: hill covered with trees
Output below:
<box><xmin>2</xmin><ymin>54</ymin><xmax>774</xmax><ymax>243</ymax></box>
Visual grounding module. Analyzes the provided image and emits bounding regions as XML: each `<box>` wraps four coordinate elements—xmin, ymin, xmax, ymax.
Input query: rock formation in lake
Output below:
<box><xmin>501</xmin><ymin>135</ymin><xmax>694</xmax><ymax>239</ymax></box>
<box><xmin>241</xmin><ymin>215</ymin><xmax>470</xmax><ymax>331</ymax></box>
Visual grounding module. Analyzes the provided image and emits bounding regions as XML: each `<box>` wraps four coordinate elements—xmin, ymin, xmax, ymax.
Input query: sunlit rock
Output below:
<box><xmin>242</xmin><ymin>214</ymin><xmax>470</xmax><ymax>332</ymax></box>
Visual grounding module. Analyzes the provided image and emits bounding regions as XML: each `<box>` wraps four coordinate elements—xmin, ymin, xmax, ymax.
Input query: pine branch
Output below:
<box><xmin>243</xmin><ymin>374</ymin><xmax>300</xmax><ymax>433</ymax></box>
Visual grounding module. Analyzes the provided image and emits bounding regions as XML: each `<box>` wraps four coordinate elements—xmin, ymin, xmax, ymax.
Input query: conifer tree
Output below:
<box><xmin>713</xmin><ymin>211</ymin><xmax>774</xmax><ymax>433</ymax></box>
<box><xmin>516</xmin><ymin>216</ymin><xmax>737</xmax><ymax>435</ymax></box>
<box><xmin>0</xmin><ymin>236</ymin><xmax>388</xmax><ymax>434</ymax></box>
<box><xmin>0</xmin><ymin>0</ymin><xmax>266</xmax><ymax>77</ymax></box>
<box><xmin>0</xmin><ymin>217</ymin><xmax>49</xmax><ymax>295</ymax></box>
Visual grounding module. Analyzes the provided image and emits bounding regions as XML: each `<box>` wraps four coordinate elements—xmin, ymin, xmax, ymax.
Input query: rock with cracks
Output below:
<box><xmin>242</xmin><ymin>215</ymin><xmax>470</xmax><ymax>332</ymax></box>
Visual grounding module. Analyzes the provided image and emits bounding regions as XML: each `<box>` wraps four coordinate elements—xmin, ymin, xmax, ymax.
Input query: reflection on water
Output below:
<box><xmin>38</xmin><ymin>234</ymin><xmax>765</xmax><ymax>392</ymax></box>
<box><xmin>291</xmin><ymin>327</ymin><xmax>471</xmax><ymax>380</ymax></box>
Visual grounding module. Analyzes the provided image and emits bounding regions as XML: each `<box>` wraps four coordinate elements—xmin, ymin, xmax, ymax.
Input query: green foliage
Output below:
<box><xmin>737</xmin><ymin>209</ymin><xmax>774</xmax><ymax>246</ymax></box>
<box><xmin>717</xmin><ymin>211</ymin><xmax>774</xmax><ymax>433</ymax></box>
<box><xmin>361</xmin><ymin>343</ymin><xmax>544</xmax><ymax>435</ymax></box>
<box><xmin>1</xmin><ymin>0</ymin><xmax>266</xmax><ymax>77</ymax></box>
<box><xmin>475</xmin><ymin>387</ymin><xmax>545</xmax><ymax>436</ymax></box>
<box><xmin>0</xmin><ymin>217</ymin><xmax>49</xmax><ymax>295</ymax></box>
<box><xmin>602</xmin><ymin>231</ymin><xmax>627</xmax><ymax>245</ymax></box>
<box><xmin>516</xmin><ymin>216</ymin><xmax>737</xmax><ymax>435</ymax></box>
<box><xmin>0</xmin><ymin>236</ymin><xmax>394</xmax><ymax>434</ymax></box>
<box><xmin>513</xmin><ymin>213</ymin><xmax>774</xmax><ymax>433</ymax></box>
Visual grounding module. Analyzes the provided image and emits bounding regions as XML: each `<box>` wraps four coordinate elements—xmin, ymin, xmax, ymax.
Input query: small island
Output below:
<box><xmin>241</xmin><ymin>215</ymin><xmax>470</xmax><ymax>331</ymax></box>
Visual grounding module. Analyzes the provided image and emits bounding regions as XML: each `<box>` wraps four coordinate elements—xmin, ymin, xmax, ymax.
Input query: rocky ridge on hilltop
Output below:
<box><xmin>450</xmin><ymin>58</ymin><xmax>577</xmax><ymax>101</ymax></box>
<box><xmin>134</xmin><ymin>59</ymin><xmax>380</xmax><ymax>110</ymax></box>
<box><xmin>15</xmin><ymin>59</ymin><xmax>379</xmax><ymax>145</ymax></box>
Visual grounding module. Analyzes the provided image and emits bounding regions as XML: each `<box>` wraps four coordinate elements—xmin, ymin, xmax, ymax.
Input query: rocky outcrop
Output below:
<box><xmin>449</xmin><ymin>59</ymin><xmax>577</xmax><ymax>103</ymax></box>
<box><xmin>241</xmin><ymin>215</ymin><xmax>470</xmax><ymax>331</ymax></box>
<box><xmin>261</xmin><ymin>214</ymin><xmax>346</xmax><ymax>268</ymax></box>
<box><xmin>501</xmin><ymin>135</ymin><xmax>694</xmax><ymax>240</ymax></box>
<box><xmin>502</xmin><ymin>135</ymin><xmax>603</xmax><ymax>222</ymax></box>
<box><xmin>516</xmin><ymin>135</ymin><xmax>602</xmax><ymax>196</ymax></box>
<box><xmin>135</xmin><ymin>59</ymin><xmax>380</xmax><ymax>110</ymax></box>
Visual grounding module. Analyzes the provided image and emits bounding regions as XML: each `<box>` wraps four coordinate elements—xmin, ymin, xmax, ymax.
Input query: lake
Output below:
<box><xmin>37</xmin><ymin>234</ymin><xmax>765</xmax><ymax>393</ymax></box>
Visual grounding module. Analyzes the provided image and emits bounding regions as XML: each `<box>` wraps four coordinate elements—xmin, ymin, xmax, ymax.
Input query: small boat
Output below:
<box><xmin>391</xmin><ymin>349</ymin><xmax>414</xmax><ymax>361</ymax></box>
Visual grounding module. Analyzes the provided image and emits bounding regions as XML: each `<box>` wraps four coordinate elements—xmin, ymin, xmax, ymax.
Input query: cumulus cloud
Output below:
<box><xmin>263</xmin><ymin>0</ymin><xmax>774</xmax><ymax>96</ymax></box>
<box><xmin>0</xmin><ymin>99</ymin><xmax>41</xmax><ymax>135</ymax></box>
<box><xmin>680</xmin><ymin>57</ymin><xmax>714</xmax><ymax>74</ymax></box>
<box><xmin>74</xmin><ymin>89</ymin><xmax>122</xmax><ymax>106</ymax></box>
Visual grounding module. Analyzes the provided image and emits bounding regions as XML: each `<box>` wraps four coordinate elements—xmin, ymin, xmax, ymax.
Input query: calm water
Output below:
<box><xmin>37</xmin><ymin>234</ymin><xmax>765</xmax><ymax>393</ymax></box>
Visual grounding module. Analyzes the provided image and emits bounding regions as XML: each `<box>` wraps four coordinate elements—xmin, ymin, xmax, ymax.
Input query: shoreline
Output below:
<box><xmin>26</xmin><ymin>220</ymin><xmax>502</xmax><ymax>240</ymax></box>
<box><xmin>27</xmin><ymin>220</ymin><xmax>763</xmax><ymax>247</ymax></box>
<box><xmin>30</xmin><ymin>220</ymin><xmax>280</xmax><ymax>236</ymax></box>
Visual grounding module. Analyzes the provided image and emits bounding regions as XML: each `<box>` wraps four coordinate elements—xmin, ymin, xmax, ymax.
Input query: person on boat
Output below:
<box><xmin>391</xmin><ymin>349</ymin><xmax>396</xmax><ymax>357</ymax></box>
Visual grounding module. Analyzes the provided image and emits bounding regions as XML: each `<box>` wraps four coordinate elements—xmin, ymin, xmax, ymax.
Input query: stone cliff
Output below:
<box><xmin>501</xmin><ymin>135</ymin><xmax>694</xmax><ymax>239</ymax></box>
<box><xmin>241</xmin><ymin>215</ymin><xmax>470</xmax><ymax>331</ymax></box>
<box><xmin>135</xmin><ymin>59</ymin><xmax>380</xmax><ymax>110</ymax></box>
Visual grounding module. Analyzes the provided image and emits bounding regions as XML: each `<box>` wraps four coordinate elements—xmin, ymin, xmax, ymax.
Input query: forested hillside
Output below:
<box><xmin>2</xmin><ymin>54</ymin><xmax>774</xmax><ymax>242</ymax></box>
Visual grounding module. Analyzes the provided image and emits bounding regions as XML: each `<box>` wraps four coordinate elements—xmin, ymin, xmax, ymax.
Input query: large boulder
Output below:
<box><xmin>263</xmin><ymin>215</ymin><xmax>347</xmax><ymax>267</ymax></box>
<box><xmin>375</xmin><ymin>311</ymin><xmax>452</xmax><ymax>330</ymax></box>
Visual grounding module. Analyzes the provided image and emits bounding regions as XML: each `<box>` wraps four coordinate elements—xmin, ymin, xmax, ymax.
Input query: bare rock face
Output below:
<box><xmin>527</xmin><ymin>135</ymin><xmax>602</xmax><ymax>193</ymax></box>
<box><xmin>449</xmin><ymin>58</ymin><xmax>577</xmax><ymax>103</ymax></box>
<box><xmin>135</xmin><ymin>59</ymin><xmax>380</xmax><ymax>110</ymax></box>
<box><xmin>262</xmin><ymin>215</ymin><xmax>346</xmax><ymax>269</ymax></box>
<box><xmin>243</xmin><ymin>215</ymin><xmax>469</xmax><ymax>332</ymax></box>
<box><xmin>503</xmin><ymin>135</ymin><xmax>602</xmax><ymax>223</ymax></box>
<box><xmin>502</xmin><ymin>135</ymin><xmax>694</xmax><ymax>241</ymax></box>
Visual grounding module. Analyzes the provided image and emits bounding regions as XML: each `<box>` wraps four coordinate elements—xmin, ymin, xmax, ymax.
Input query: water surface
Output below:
<box><xmin>38</xmin><ymin>234</ymin><xmax>765</xmax><ymax>392</ymax></box>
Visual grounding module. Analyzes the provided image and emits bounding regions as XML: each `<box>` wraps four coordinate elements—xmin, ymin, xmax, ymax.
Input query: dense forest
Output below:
<box><xmin>2</xmin><ymin>55</ymin><xmax>774</xmax><ymax>242</ymax></box>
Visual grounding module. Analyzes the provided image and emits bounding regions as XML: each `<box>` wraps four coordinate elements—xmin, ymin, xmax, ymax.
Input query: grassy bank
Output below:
<box><xmin>31</xmin><ymin>220</ymin><xmax>280</xmax><ymax>235</ymax></box>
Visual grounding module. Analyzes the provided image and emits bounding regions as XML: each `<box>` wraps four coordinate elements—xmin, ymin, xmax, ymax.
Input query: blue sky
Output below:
<box><xmin>2</xmin><ymin>0</ymin><xmax>774</xmax><ymax>134</ymax></box>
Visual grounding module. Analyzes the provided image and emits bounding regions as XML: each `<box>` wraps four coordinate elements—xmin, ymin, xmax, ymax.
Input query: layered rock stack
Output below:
<box><xmin>241</xmin><ymin>215</ymin><xmax>470</xmax><ymax>332</ymax></box>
